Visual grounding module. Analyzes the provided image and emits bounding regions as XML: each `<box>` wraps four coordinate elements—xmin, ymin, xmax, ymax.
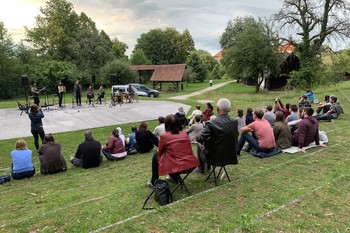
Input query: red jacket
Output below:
<box><xmin>158</xmin><ymin>130</ymin><xmax>198</xmax><ymax>176</ymax></box>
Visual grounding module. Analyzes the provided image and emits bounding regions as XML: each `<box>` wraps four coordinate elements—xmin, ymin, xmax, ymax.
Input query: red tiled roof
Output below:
<box><xmin>278</xmin><ymin>42</ymin><xmax>295</xmax><ymax>53</ymax></box>
<box><xmin>213</xmin><ymin>50</ymin><xmax>223</xmax><ymax>59</ymax></box>
<box><xmin>130</xmin><ymin>64</ymin><xmax>186</xmax><ymax>82</ymax></box>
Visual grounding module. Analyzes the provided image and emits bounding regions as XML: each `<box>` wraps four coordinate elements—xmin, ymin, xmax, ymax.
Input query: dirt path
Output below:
<box><xmin>168</xmin><ymin>80</ymin><xmax>235</xmax><ymax>100</ymax></box>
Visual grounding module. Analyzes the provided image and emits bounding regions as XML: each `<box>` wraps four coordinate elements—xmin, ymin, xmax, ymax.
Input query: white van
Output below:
<box><xmin>111</xmin><ymin>85</ymin><xmax>147</xmax><ymax>96</ymax></box>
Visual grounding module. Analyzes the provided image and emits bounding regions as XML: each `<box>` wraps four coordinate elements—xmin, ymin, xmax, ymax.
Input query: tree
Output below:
<box><xmin>112</xmin><ymin>38</ymin><xmax>128</xmax><ymax>61</ymax></box>
<box><xmin>130</xmin><ymin>49</ymin><xmax>151</xmax><ymax>65</ymax></box>
<box><xmin>134</xmin><ymin>27</ymin><xmax>195</xmax><ymax>64</ymax></box>
<box><xmin>25</xmin><ymin>0</ymin><xmax>79</xmax><ymax>60</ymax></box>
<box><xmin>274</xmin><ymin>0</ymin><xmax>350</xmax><ymax>87</ymax></box>
<box><xmin>197</xmin><ymin>49</ymin><xmax>219</xmax><ymax>73</ymax></box>
<box><xmin>221</xmin><ymin>17</ymin><xmax>282</xmax><ymax>93</ymax></box>
<box><xmin>186</xmin><ymin>51</ymin><xmax>208</xmax><ymax>82</ymax></box>
<box><xmin>0</xmin><ymin>22</ymin><xmax>22</xmax><ymax>99</ymax></box>
<box><xmin>100</xmin><ymin>60</ymin><xmax>137</xmax><ymax>85</ymax></box>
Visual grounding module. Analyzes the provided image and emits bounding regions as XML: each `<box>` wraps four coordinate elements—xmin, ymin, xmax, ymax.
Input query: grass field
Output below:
<box><xmin>0</xmin><ymin>80</ymin><xmax>349</xmax><ymax>232</ymax></box>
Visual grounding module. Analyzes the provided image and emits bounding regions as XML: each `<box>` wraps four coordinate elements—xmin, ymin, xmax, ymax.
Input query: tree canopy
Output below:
<box><xmin>221</xmin><ymin>17</ymin><xmax>282</xmax><ymax>93</ymax></box>
<box><xmin>133</xmin><ymin>27</ymin><xmax>195</xmax><ymax>65</ymax></box>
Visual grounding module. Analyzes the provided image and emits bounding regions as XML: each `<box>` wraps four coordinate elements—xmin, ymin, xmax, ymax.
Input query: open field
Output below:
<box><xmin>0</xmin><ymin>80</ymin><xmax>349</xmax><ymax>232</ymax></box>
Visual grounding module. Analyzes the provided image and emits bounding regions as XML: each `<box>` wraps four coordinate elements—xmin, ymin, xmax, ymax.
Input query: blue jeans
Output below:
<box><xmin>316</xmin><ymin>114</ymin><xmax>334</xmax><ymax>121</ymax></box>
<box><xmin>237</xmin><ymin>133</ymin><xmax>272</xmax><ymax>154</ymax></box>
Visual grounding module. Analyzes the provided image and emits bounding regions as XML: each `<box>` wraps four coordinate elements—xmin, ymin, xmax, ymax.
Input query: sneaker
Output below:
<box><xmin>195</xmin><ymin>167</ymin><xmax>204</xmax><ymax>174</ymax></box>
<box><xmin>147</xmin><ymin>181</ymin><xmax>154</xmax><ymax>189</ymax></box>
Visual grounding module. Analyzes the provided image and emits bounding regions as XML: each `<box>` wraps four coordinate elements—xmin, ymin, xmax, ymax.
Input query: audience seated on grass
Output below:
<box><xmin>236</xmin><ymin>109</ymin><xmax>246</xmax><ymax>132</ymax></box>
<box><xmin>136</xmin><ymin>122</ymin><xmax>159</xmax><ymax>154</ymax></box>
<box><xmin>315</xmin><ymin>96</ymin><xmax>341</xmax><ymax>121</ymax></box>
<box><xmin>175</xmin><ymin>107</ymin><xmax>188</xmax><ymax>128</ymax></box>
<box><xmin>11</xmin><ymin>139</ymin><xmax>36</xmax><ymax>180</ymax></box>
<box><xmin>202</xmin><ymin>102</ymin><xmax>214</xmax><ymax>122</ymax></box>
<box><xmin>237</xmin><ymin>108</ymin><xmax>276</xmax><ymax>156</ymax></box>
<box><xmin>245</xmin><ymin>107</ymin><xmax>254</xmax><ymax>125</ymax></box>
<box><xmin>286</xmin><ymin>104</ymin><xmax>299</xmax><ymax>124</ymax></box>
<box><xmin>148</xmin><ymin>114</ymin><xmax>198</xmax><ymax>188</ymax></box>
<box><xmin>70</xmin><ymin>131</ymin><xmax>102</xmax><ymax>168</ymax></box>
<box><xmin>263</xmin><ymin>105</ymin><xmax>275</xmax><ymax>127</ymax></box>
<box><xmin>316</xmin><ymin>95</ymin><xmax>331</xmax><ymax>114</ymax></box>
<box><xmin>38</xmin><ymin>133</ymin><xmax>67</xmax><ymax>174</ymax></box>
<box><xmin>153</xmin><ymin>116</ymin><xmax>165</xmax><ymax>139</ymax></box>
<box><xmin>298</xmin><ymin>95</ymin><xmax>311</xmax><ymax>108</ymax></box>
<box><xmin>116</xmin><ymin>127</ymin><xmax>126</xmax><ymax>146</ymax></box>
<box><xmin>125</xmin><ymin>126</ymin><xmax>138</xmax><ymax>153</ymax></box>
<box><xmin>196</xmin><ymin>98</ymin><xmax>238</xmax><ymax>174</ymax></box>
<box><xmin>188</xmin><ymin>105</ymin><xmax>202</xmax><ymax>125</ymax></box>
<box><xmin>292</xmin><ymin>107</ymin><xmax>327</xmax><ymax>153</ymax></box>
<box><xmin>304</xmin><ymin>89</ymin><xmax>315</xmax><ymax>103</ymax></box>
<box><xmin>102</xmin><ymin>129</ymin><xmax>127</xmax><ymax>161</ymax></box>
<box><xmin>273</xmin><ymin>97</ymin><xmax>290</xmax><ymax>119</ymax></box>
<box><xmin>273</xmin><ymin>111</ymin><xmax>292</xmax><ymax>149</ymax></box>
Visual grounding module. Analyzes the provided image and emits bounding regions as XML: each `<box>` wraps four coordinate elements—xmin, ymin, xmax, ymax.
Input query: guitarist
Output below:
<box><xmin>31</xmin><ymin>82</ymin><xmax>45</xmax><ymax>106</ymax></box>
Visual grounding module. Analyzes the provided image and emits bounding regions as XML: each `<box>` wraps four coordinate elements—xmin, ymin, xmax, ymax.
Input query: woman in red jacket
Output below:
<box><xmin>147</xmin><ymin>114</ymin><xmax>198</xmax><ymax>188</ymax></box>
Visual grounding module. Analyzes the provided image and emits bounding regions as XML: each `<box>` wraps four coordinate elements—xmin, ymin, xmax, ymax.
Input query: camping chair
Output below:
<box><xmin>16</xmin><ymin>101</ymin><xmax>29</xmax><ymax>116</ymax></box>
<box><xmin>171</xmin><ymin>166</ymin><xmax>196</xmax><ymax>196</ymax></box>
<box><xmin>109</xmin><ymin>93</ymin><xmax>123</xmax><ymax>107</ymax></box>
<box><xmin>205</xmin><ymin>165</ymin><xmax>231</xmax><ymax>186</ymax></box>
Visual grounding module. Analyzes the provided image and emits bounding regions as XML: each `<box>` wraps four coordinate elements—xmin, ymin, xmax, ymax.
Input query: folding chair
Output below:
<box><xmin>205</xmin><ymin>165</ymin><xmax>231</xmax><ymax>186</ymax></box>
<box><xmin>171</xmin><ymin>166</ymin><xmax>196</xmax><ymax>196</ymax></box>
<box><xmin>16</xmin><ymin>101</ymin><xmax>29</xmax><ymax>116</ymax></box>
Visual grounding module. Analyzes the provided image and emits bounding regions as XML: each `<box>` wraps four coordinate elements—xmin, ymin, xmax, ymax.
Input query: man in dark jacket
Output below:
<box><xmin>196</xmin><ymin>98</ymin><xmax>238</xmax><ymax>173</ymax></box>
<box><xmin>70</xmin><ymin>131</ymin><xmax>102</xmax><ymax>168</ymax></box>
<box><xmin>292</xmin><ymin>107</ymin><xmax>327</xmax><ymax>152</ymax></box>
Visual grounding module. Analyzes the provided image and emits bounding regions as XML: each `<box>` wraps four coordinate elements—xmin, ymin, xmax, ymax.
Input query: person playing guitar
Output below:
<box><xmin>31</xmin><ymin>82</ymin><xmax>45</xmax><ymax>106</ymax></box>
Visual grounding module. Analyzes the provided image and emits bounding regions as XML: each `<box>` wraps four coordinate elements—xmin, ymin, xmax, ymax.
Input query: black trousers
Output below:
<box><xmin>31</xmin><ymin>127</ymin><xmax>45</xmax><ymax>150</ymax></box>
<box><xmin>151</xmin><ymin>152</ymin><xmax>180</xmax><ymax>185</ymax></box>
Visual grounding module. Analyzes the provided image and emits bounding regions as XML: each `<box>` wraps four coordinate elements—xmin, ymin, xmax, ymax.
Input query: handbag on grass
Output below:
<box><xmin>142</xmin><ymin>179</ymin><xmax>173</xmax><ymax>210</ymax></box>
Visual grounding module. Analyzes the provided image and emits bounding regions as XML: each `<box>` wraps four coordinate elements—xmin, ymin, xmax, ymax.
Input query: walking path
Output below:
<box><xmin>169</xmin><ymin>80</ymin><xmax>234</xmax><ymax>100</ymax></box>
<box><xmin>0</xmin><ymin>80</ymin><xmax>234</xmax><ymax>140</ymax></box>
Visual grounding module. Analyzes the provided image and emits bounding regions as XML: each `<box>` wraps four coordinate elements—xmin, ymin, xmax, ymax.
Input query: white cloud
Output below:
<box><xmin>1</xmin><ymin>0</ymin><xmax>285</xmax><ymax>55</ymax></box>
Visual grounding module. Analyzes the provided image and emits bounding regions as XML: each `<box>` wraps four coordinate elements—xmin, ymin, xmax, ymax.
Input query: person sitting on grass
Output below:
<box><xmin>237</xmin><ymin>108</ymin><xmax>276</xmax><ymax>155</ymax></box>
<box><xmin>304</xmin><ymin>89</ymin><xmax>315</xmax><ymax>103</ymax></box>
<box><xmin>38</xmin><ymin>133</ymin><xmax>67</xmax><ymax>174</ymax></box>
<box><xmin>316</xmin><ymin>95</ymin><xmax>331</xmax><ymax>114</ymax></box>
<box><xmin>292</xmin><ymin>107</ymin><xmax>327</xmax><ymax>152</ymax></box>
<box><xmin>188</xmin><ymin>105</ymin><xmax>202</xmax><ymax>125</ymax></box>
<box><xmin>273</xmin><ymin>111</ymin><xmax>292</xmax><ymax>149</ymax></box>
<box><xmin>102</xmin><ymin>129</ymin><xmax>127</xmax><ymax>161</ymax></box>
<box><xmin>262</xmin><ymin>105</ymin><xmax>275</xmax><ymax>127</ymax></box>
<box><xmin>125</xmin><ymin>126</ymin><xmax>138</xmax><ymax>152</ymax></box>
<box><xmin>298</xmin><ymin>95</ymin><xmax>311</xmax><ymax>108</ymax></box>
<box><xmin>148</xmin><ymin>114</ymin><xmax>198</xmax><ymax>188</ymax></box>
<box><xmin>286</xmin><ymin>104</ymin><xmax>299</xmax><ymax>124</ymax></box>
<box><xmin>70</xmin><ymin>131</ymin><xmax>102</xmax><ymax>168</ymax></box>
<box><xmin>273</xmin><ymin>97</ymin><xmax>290</xmax><ymax>119</ymax></box>
<box><xmin>11</xmin><ymin>139</ymin><xmax>36</xmax><ymax>180</ymax></box>
<box><xmin>136</xmin><ymin>122</ymin><xmax>159</xmax><ymax>154</ymax></box>
<box><xmin>236</xmin><ymin>109</ymin><xmax>246</xmax><ymax>132</ymax></box>
<box><xmin>245</xmin><ymin>107</ymin><xmax>254</xmax><ymax>125</ymax></box>
<box><xmin>153</xmin><ymin>116</ymin><xmax>165</xmax><ymax>139</ymax></box>
<box><xmin>315</xmin><ymin>96</ymin><xmax>340</xmax><ymax>121</ymax></box>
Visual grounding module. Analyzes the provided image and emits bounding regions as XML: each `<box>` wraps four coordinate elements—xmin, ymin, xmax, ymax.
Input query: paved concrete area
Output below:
<box><xmin>0</xmin><ymin>100</ymin><xmax>191</xmax><ymax>140</ymax></box>
<box><xmin>1</xmin><ymin>81</ymin><xmax>235</xmax><ymax>140</ymax></box>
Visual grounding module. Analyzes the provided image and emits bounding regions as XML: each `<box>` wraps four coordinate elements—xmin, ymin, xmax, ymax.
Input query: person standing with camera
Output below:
<box><xmin>28</xmin><ymin>104</ymin><xmax>45</xmax><ymax>151</ymax></box>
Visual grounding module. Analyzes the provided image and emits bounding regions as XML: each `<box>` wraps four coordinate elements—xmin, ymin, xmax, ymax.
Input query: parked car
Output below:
<box><xmin>111</xmin><ymin>85</ymin><xmax>147</xmax><ymax>96</ymax></box>
<box><xmin>129</xmin><ymin>83</ymin><xmax>159</xmax><ymax>97</ymax></box>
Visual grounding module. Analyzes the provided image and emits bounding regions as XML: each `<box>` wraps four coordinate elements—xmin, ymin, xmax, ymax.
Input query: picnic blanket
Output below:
<box><xmin>282</xmin><ymin>140</ymin><xmax>328</xmax><ymax>154</ymax></box>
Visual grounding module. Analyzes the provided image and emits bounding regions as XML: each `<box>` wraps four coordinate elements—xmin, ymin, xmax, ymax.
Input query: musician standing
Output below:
<box><xmin>31</xmin><ymin>82</ymin><xmax>41</xmax><ymax>106</ymax></box>
<box><xmin>57</xmin><ymin>81</ymin><xmax>64</xmax><ymax>108</ymax></box>
<box><xmin>73</xmin><ymin>80</ymin><xmax>82</xmax><ymax>106</ymax></box>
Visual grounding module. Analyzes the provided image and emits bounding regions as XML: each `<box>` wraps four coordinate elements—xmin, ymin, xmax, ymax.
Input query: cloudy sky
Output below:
<box><xmin>1</xmin><ymin>0</ymin><xmax>284</xmax><ymax>56</ymax></box>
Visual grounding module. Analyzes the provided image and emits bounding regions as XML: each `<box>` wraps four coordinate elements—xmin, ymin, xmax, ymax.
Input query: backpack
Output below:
<box><xmin>142</xmin><ymin>179</ymin><xmax>173</xmax><ymax>210</ymax></box>
<box><xmin>0</xmin><ymin>175</ymin><xmax>11</xmax><ymax>185</ymax></box>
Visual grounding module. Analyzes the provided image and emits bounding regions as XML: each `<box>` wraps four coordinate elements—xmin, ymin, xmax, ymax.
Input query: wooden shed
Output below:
<box><xmin>130</xmin><ymin>64</ymin><xmax>186</xmax><ymax>92</ymax></box>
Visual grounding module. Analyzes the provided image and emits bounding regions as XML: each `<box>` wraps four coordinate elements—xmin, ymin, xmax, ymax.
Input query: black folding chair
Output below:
<box><xmin>205</xmin><ymin>165</ymin><xmax>231</xmax><ymax>186</ymax></box>
<box><xmin>171</xmin><ymin>167</ymin><xmax>196</xmax><ymax>196</ymax></box>
<box><xmin>16</xmin><ymin>101</ymin><xmax>29</xmax><ymax>116</ymax></box>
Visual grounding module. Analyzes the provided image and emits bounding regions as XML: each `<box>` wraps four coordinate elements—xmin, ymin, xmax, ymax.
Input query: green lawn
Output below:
<box><xmin>0</xmin><ymin>80</ymin><xmax>349</xmax><ymax>232</ymax></box>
